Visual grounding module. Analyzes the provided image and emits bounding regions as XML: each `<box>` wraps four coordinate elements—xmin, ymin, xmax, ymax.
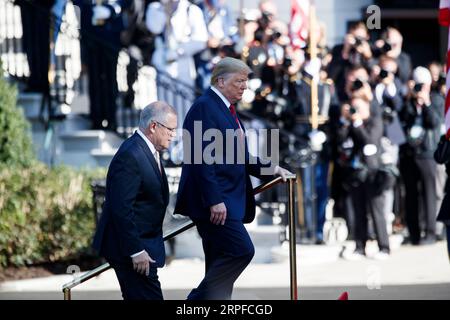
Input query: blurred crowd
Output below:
<box><xmin>14</xmin><ymin>0</ymin><xmax>449</xmax><ymax>259</ymax></box>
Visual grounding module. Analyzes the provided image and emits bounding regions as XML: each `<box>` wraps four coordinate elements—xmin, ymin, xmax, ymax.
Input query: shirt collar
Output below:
<box><xmin>211</xmin><ymin>86</ymin><xmax>231</xmax><ymax>108</ymax></box>
<box><xmin>137</xmin><ymin>129</ymin><xmax>157</xmax><ymax>155</ymax></box>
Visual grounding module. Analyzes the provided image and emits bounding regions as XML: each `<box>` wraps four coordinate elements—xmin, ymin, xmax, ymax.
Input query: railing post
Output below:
<box><xmin>63</xmin><ymin>288</ymin><xmax>71</xmax><ymax>300</ymax></box>
<box><xmin>61</xmin><ymin>175</ymin><xmax>297</xmax><ymax>299</ymax></box>
<box><xmin>287</xmin><ymin>177</ymin><xmax>298</xmax><ymax>300</ymax></box>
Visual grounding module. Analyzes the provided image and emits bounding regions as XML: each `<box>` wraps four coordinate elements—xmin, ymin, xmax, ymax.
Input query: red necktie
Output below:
<box><xmin>229</xmin><ymin>104</ymin><xmax>244</xmax><ymax>144</ymax></box>
<box><xmin>229</xmin><ymin>104</ymin><xmax>241</xmax><ymax>128</ymax></box>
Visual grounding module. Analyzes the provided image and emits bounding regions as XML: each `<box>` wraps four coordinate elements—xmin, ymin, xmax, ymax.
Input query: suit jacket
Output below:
<box><xmin>92</xmin><ymin>132</ymin><xmax>169</xmax><ymax>267</ymax></box>
<box><xmin>175</xmin><ymin>88</ymin><xmax>270</xmax><ymax>223</ymax></box>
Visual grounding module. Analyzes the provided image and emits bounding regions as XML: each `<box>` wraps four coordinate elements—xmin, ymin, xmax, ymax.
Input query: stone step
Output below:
<box><xmin>59</xmin><ymin>113</ymin><xmax>91</xmax><ymax>132</ymax></box>
<box><xmin>56</xmin><ymin>151</ymin><xmax>98</xmax><ymax>168</ymax></box>
<box><xmin>59</xmin><ymin>130</ymin><xmax>105</xmax><ymax>152</ymax></box>
<box><xmin>59</xmin><ymin>130</ymin><xmax>123</xmax><ymax>153</ymax></box>
<box><xmin>91</xmin><ymin>148</ymin><xmax>117</xmax><ymax>168</ymax></box>
<box><xmin>16</xmin><ymin>92</ymin><xmax>42</xmax><ymax>119</ymax></box>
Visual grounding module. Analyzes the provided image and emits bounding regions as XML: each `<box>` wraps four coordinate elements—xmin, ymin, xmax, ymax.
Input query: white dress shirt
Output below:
<box><xmin>211</xmin><ymin>86</ymin><xmax>244</xmax><ymax>132</ymax></box>
<box><xmin>211</xmin><ymin>85</ymin><xmax>231</xmax><ymax>108</ymax></box>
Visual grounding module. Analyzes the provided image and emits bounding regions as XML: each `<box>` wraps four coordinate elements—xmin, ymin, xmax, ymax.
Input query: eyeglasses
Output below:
<box><xmin>154</xmin><ymin>121</ymin><xmax>177</xmax><ymax>134</ymax></box>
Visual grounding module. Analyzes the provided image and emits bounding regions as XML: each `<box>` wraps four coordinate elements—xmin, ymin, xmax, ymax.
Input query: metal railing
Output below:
<box><xmin>62</xmin><ymin>174</ymin><xmax>299</xmax><ymax>300</ymax></box>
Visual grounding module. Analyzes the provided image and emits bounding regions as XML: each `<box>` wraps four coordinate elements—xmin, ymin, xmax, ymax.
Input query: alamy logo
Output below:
<box><xmin>172</xmin><ymin>123</ymin><xmax>280</xmax><ymax>175</ymax></box>
<box><xmin>366</xmin><ymin>5</ymin><xmax>381</xmax><ymax>30</ymax></box>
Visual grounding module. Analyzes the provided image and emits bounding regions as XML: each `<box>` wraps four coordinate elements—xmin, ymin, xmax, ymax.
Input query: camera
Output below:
<box><xmin>282</xmin><ymin>56</ymin><xmax>292</xmax><ymax>69</ymax></box>
<box><xmin>379</xmin><ymin>69</ymin><xmax>389</xmax><ymax>80</ymax></box>
<box><xmin>380</xmin><ymin>41</ymin><xmax>392</xmax><ymax>54</ymax></box>
<box><xmin>351</xmin><ymin>79</ymin><xmax>364</xmax><ymax>92</ymax></box>
<box><xmin>372</xmin><ymin>40</ymin><xmax>393</xmax><ymax>57</ymax></box>
<box><xmin>270</xmin><ymin>30</ymin><xmax>282</xmax><ymax>42</ymax></box>
<box><xmin>258</xmin><ymin>11</ymin><xmax>273</xmax><ymax>29</ymax></box>
<box><xmin>438</xmin><ymin>73</ymin><xmax>446</xmax><ymax>87</ymax></box>
<box><xmin>349</xmin><ymin>106</ymin><xmax>357</xmax><ymax>115</ymax></box>
<box><xmin>354</xmin><ymin>36</ymin><xmax>365</xmax><ymax>47</ymax></box>
<box><xmin>413</xmin><ymin>83</ymin><xmax>424</xmax><ymax>93</ymax></box>
<box><xmin>382</xmin><ymin>106</ymin><xmax>396</xmax><ymax>123</ymax></box>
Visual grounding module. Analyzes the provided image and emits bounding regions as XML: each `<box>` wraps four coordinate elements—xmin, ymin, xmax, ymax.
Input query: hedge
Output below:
<box><xmin>0</xmin><ymin>67</ymin><xmax>106</xmax><ymax>268</ymax></box>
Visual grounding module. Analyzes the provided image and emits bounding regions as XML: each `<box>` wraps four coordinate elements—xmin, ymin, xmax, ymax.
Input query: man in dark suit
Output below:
<box><xmin>73</xmin><ymin>0</ymin><xmax>132</xmax><ymax>130</ymax></box>
<box><xmin>175</xmin><ymin>57</ymin><xmax>292</xmax><ymax>300</ymax></box>
<box><xmin>92</xmin><ymin>101</ymin><xmax>177</xmax><ymax>300</ymax></box>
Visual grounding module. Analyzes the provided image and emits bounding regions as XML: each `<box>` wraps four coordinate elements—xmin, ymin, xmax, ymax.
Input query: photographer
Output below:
<box><xmin>291</xmin><ymin>55</ymin><xmax>339</xmax><ymax>244</ymax></box>
<box><xmin>337</xmin><ymin>96</ymin><xmax>390</xmax><ymax>260</ymax></box>
<box><xmin>328</xmin><ymin>22</ymin><xmax>375</xmax><ymax>103</ymax></box>
<box><xmin>330</xmin><ymin>65</ymin><xmax>372</xmax><ymax>237</ymax></box>
<box><xmin>399</xmin><ymin>67</ymin><xmax>443</xmax><ymax>245</ymax></box>
<box><xmin>374</xmin><ymin>27</ymin><xmax>412</xmax><ymax>85</ymax></box>
<box><xmin>428</xmin><ymin>61</ymin><xmax>446</xmax><ymax>98</ymax></box>
<box><xmin>372</xmin><ymin>55</ymin><xmax>406</xmax><ymax>233</ymax></box>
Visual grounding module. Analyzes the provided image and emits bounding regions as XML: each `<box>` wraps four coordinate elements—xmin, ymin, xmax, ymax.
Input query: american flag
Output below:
<box><xmin>290</xmin><ymin>0</ymin><xmax>310</xmax><ymax>50</ymax></box>
<box><xmin>439</xmin><ymin>0</ymin><xmax>450</xmax><ymax>138</ymax></box>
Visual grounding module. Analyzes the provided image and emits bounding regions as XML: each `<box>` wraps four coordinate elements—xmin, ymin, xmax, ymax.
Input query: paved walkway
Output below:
<box><xmin>1</xmin><ymin>238</ymin><xmax>449</xmax><ymax>300</ymax></box>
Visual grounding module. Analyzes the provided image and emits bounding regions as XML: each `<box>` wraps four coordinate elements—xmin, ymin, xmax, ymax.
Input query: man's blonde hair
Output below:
<box><xmin>210</xmin><ymin>57</ymin><xmax>252</xmax><ymax>85</ymax></box>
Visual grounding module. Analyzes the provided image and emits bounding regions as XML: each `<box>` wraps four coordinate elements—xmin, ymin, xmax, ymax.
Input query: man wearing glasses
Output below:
<box><xmin>92</xmin><ymin>101</ymin><xmax>177</xmax><ymax>300</ymax></box>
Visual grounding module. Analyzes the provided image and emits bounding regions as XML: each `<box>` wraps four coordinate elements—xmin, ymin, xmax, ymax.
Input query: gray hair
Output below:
<box><xmin>139</xmin><ymin>101</ymin><xmax>176</xmax><ymax>130</ymax></box>
<box><xmin>211</xmin><ymin>57</ymin><xmax>252</xmax><ymax>85</ymax></box>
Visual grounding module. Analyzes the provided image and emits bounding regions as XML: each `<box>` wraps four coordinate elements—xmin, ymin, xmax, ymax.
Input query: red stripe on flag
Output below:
<box><xmin>439</xmin><ymin>8</ymin><xmax>450</xmax><ymax>26</ymax></box>
<box><xmin>445</xmin><ymin>88</ymin><xmax>450</xmax><ymax>112</ymax></box>
<box><xmin>446</xmin><ymin>51</ymin><xmax>450</xmax><ymax>74</ymax></box>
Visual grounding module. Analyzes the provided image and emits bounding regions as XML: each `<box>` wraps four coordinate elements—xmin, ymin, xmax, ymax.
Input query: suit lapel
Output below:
<box><xmin>207</xmin><ymin>89</ymin><xmax>240</xmax><ymax>131</ymax></box>
<box><xmin>206</xmin><ymin>88</ymin><xmax>249</xmax><ymax>155</ymax></box>
<box><xmin>160</xmin><ymin>164</ymin><xmax>170</xmax><ymax>204</ymax></box>
<box><xmin>134</xmin><ymin>133</ymin><xmax>163</xmax><ymax>184</ymax></box>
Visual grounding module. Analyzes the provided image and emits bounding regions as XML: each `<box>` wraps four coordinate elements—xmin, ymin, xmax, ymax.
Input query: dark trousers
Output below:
<box><xmin>352</xmin><ymin>180</ymin><xmax>390</xmax><ymax>253</ymax></box>
<box><xmin>301</xmin><ymin>162</ymin><xmax>329</xmax><ymax>241</ymax></box>
<box><xmin>400</xmin><ymin>157</ymin><xmax>437</xmax><ymax>243</ymax></box>
<box><xmin>124</xmin><ymin>55</ymin><xmax>139</xmax><ymax>108</ymax></box>
<box><xmin>19</xmin><ymin>0</ymin><xmax>52</xmax><ymax>93</ymax></box>
<box><xmin>109</xmin><ymin>259</ymin><xmax>163</xmax><ymax>300</ymax></box>
<box><xmin>83</xmin><ymin>41</ymin><xmax>119</xmax><ymax>130</ymax></box>
<box><xmin>188</xmin><ymin>219</ymin><xmax>255</xmax><ymax>300</ymax></box>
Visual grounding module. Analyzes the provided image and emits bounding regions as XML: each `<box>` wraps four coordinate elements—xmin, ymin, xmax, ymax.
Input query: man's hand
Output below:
<box><xmin>210</xmin><ymin>202</ymin><xmax>227</xmax><ymax>225</ymax></box>
<box><xmin>352</xmin><ymin>82</ymin><xmax>373</xmax><ymax>102</ymax></box>
<box><xmin>132</xmin><ymin>250</ymin><xmax>155</xmax><ymax>276</ymax></box>
<box><xmin>274</xmin><ymin>165</ymin><xmax>294</xmax><ymax>182</ymax></box>
<box><xmin>416</xmin><ymin>89</ymin><xmax>431</xmax><ymax>107</ymax></box>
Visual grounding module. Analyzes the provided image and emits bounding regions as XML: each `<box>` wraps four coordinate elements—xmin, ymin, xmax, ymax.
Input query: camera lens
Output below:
<box><xmin>413</xmin><ymin>83</ymin><xmax>423</xmax><ymax>93</ymax></box>
<box><xmin>382</xmin><ymin>42</ymin><xmax>392</xmax><ymax>53</ymax></box>
<box><xmin>351</xmin><ymin>79</ymin><xmax>364</xmax><ymax>91</ymax></box>
<box><xmin>354</xmin><ymin>37</ymin><xmax>364</xmax><ymax>46</ymax></box>
<box><xmin>379</xmin><ymin>69</ymin><xmax>389</xmax><ymax>79</ymax></box>
<box><xmin>350</xmin><ymin>106</ymin><xmax>357</xmax><ymax>114</ymax></box>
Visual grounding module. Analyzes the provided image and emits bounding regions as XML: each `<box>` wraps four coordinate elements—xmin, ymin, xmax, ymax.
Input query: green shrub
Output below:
<box><xmin>0</xmin><ymin>66</ymin><xmax>107</xmax><ymax>268</ymax></box>
<box><xmin>0</xmin><ymin>163</ymin><xmax>106</xmax><ymax>267</ymax></box>
<box><xmin>0</xmin><ymin>75</ymin><xmax>34</xmax><ymax>166</ymax></box>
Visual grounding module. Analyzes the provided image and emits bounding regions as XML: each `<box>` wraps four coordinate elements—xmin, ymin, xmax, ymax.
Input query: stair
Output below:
<box><xmin>58</xmin><ymin>129</ymin><xmax>123</xmax><ymax>168</ymax></box>
<box><xmin>91</xmin><ymin>148</ymin><xmax>117</xmax><ymax>168</ymax></box>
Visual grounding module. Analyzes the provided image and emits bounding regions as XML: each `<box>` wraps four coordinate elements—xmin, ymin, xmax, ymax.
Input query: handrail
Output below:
<box><xmin>63</xmin><ymin>174</ymin><xmax>297</xmax><ymax>300</ymax></box>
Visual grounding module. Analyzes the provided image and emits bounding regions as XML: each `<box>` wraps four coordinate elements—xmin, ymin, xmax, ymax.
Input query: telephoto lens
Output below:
<box><xmin>379</xmin><ymin>69</ymin><xmax>389</xmax><ymax>79</ymax></box>
<box><xmin>413</xmin><ymin>83</ymin><xmax>424</xmax><ymax>93</ymax></box>
<box><xmin>351</xmin><ymin>79</ymin><xmax>364</xmax><ymax>91</ymax></box>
